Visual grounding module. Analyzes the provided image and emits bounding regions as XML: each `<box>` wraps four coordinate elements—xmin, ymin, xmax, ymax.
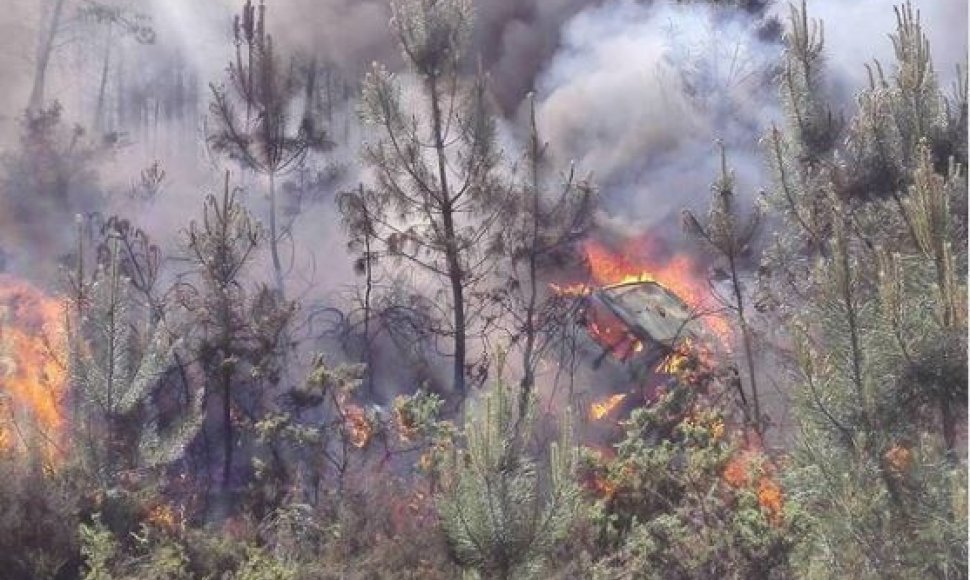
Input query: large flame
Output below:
<box><xmin>0</xmin><ymin>275</ymin><xmax>67</xmax><ymax>460</ymax></box>
<box><xmin>585</xmin><ymin>239</ymin><xmax>704</xmax><ymax>305</ymax></box>
<box><xmin>555</xmin><ymin>237</ymin><xmax>733</xmax><ymax>424</ymax></box>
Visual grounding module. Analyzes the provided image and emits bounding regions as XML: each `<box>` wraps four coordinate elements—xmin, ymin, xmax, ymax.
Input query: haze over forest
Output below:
<box><xmin>0</xmin><ymin>0</ymin><xmax>965</xmax><ymax>578</ymax></box>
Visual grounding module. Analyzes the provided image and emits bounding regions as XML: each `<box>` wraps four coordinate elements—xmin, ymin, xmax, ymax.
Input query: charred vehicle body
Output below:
<box><xmin>572</xmin><ymin>279</ymin><xmax>710</xmax><ymax>422</ymax></box>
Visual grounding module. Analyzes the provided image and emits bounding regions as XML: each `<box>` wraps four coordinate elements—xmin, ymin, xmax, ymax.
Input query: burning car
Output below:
<box><xmin>552</xmin><ymin>238</ymin><xmax>726</xmax><ymax>427</ymax></box>
<box><xmin>574</xmin><ymin>278</ymin><xmax>710</xmax><ymax>423</ymax></box>
<box><xmin>580</xmin><ymin>279</ymin><xmax>705</xmax><ymax>366</ymax></box>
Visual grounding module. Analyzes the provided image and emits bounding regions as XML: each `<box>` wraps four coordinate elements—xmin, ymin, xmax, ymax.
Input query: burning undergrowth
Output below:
<box><xmin>575</xmin><ymin>334</ymin><xmax>789</xmax><ymax>555</ymax></box>
<box><xmin>0</xmin><ymin>274</ymin><xmax>67</xmax><ymax>462</ymax></box>
<box><xmin>546</xmin><ymin>232</ymin><xmax>786</xmax><ymax>527</ymax></box>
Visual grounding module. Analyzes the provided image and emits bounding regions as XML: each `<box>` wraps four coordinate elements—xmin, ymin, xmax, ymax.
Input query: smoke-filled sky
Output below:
<box><xmin>141</xmin><ymin>0</ymin><xmax>968</xmax><ymax>114</ymax></box>
<box><xmin>102</xmin><ymin>0</ymin><xmax>970</xmax><ymax>214</ymax></box>
<box><xmin>0</xmin><ymin>0</ymin><xmax>965</xmax><ymax>279</ymax></box>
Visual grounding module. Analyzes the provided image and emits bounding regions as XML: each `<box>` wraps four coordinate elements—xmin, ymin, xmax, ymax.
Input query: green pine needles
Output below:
<box><xmin>70</xmin><ymin>237</ymin><xmax>202</xmax><ymax>483</ymax></box>
<box><xmin>438</xmin><ymin>381</ymin><xmax>580</xmax><ymax>579</ymax></box>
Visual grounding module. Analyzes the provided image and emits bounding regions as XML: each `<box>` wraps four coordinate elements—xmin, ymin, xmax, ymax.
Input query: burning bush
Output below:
<box><xmin>578</xmin><ymin>347</ymin><xmax>796</xmax><ymax>578</ymax></box>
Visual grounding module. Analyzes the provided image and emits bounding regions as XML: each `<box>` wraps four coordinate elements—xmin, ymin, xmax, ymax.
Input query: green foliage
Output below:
<box><xmin>762</xmin><ymin>1</ymin><xmax>968</xmax><ymax>577</ymax></box>
<box><xmin>389</xmin><ymin>0</ymin><xmax>473</xmax><ymax>78</ymax></box>
<box><xmin>437</xmin><ymin>380</ymin><xmax>581</xmax><ymax>579</ymax></box>
<box><xmin>235</xmin><ymin>546</ymin><xmax>297</xmax><ymax>580</ymax></box>
<box><xmin>183</xmin><ymin>171</ymin><xmax>298</xmax><ymax>491</ymax></box>
<box><xmin>584</xmin><ymin>354</ymin><xmax>795</xmax><ymax>579</ymax></box>
<box><xmin>208</xmin><ymin>0</ymin><xmax>329</xmax><ymax>296</ymax></box>
<box><xmin>207</xmin><ymin>1</ymin><xmax>328</xmax><ymax>176</ymax></box>
<box><xmin>393</xmin><ymin>389</ymin><xmax>450</xmax><ymax>442</ymax></box>
<box><xmin>0</xmin><ymin>455</ymin><xmax>79</xmax><ymax>579</ymax></box>
<box><xmin>79</xmin><ymin>514</ymin><xmax>118</xmax><ymax>580</ymax></box>
<box><xmin>0</xmin><ymin>3</ymin><xmax>965</xmax><ymax>579</ymax></box>
<box><xmin>251</xmin><ymin>359</ymin><xmax>370</xmax><ymax>509</ymax></box>
<box><xmin>346</xmin><ymin>0</ymin><xmax>508</xmax><ymax>397</ymax></box>
<box><xmin>70</xmin><ymin>237</ymin><xmax>202</xmax><ymax>483</ymax></box>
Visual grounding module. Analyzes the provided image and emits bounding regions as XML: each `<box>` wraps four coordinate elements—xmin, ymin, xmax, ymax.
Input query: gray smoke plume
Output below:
<box><xmin>0</xmin><ymin>0</ymin><xmax>964</xmax><ymax>282</ymax></box>
<box><xmin>268</xmin><ymin>0</ymin><xmax>602</xmax><ymax>112</ymax></box>
<box><xmin>527</xmin><ymin>0</ymin><xmax>965</xmax><ymax>242</ymax></box>
<box><xmin>532</xmin><ymin>0</ymin><xmax>781</xmax><ymax>240</ymax></box>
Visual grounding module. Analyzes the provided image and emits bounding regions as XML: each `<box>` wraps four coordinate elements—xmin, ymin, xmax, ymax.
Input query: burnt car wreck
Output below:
<box><xmin>573</xmin><ymin>279</ymin><xmax>711</xmax><ymax>421</ymax></box>
<box><xmin>579</xmin><ymin>280</ymin><xmax>704</xmax><ymax>364</ymax></box>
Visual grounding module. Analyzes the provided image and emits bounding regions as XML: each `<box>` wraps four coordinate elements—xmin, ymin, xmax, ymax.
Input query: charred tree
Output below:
<box><xmin>28</xmin><ymin>0</ymin><xmax>68</xmax><ymax>114</ymax></box>
<box><xmin>501</xmin><ymin>94</ymin><xmax>595</xmax><ymax>421</ymax></box>
<box><xmin>183</xmin><ymin>171</ymin><xmax>262</xmax><ymax>491</ymax></box>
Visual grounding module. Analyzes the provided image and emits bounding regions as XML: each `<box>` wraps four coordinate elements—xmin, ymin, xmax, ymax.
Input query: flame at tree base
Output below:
<box><xmin>590</xmin><ymin>393</ymin><xmax>628</xmax><ymax>421</ymax></box>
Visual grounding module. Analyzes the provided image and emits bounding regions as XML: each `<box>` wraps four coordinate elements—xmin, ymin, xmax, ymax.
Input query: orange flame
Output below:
<box><xmin>585</xmin><ymin>312</ymin><xmax>643</xmax><ymax>362</ymax></box>
<box><xmin>585</xmin><ymin>240</ymin><xmax>703</xmax><ymax>304</ymax></box>
<box><xmin>589</xmin><ymin>239</ymin><xmax>731</xmax><ymax>339</ymax></box>
<box><xmin>590</xmin><ymin>393</ymin><xmax>627</xmax><ymax>421</ymax></box>
<box><xmin>722</xmin><ymin>437</ymin><xmax>785</xmax><ymax>524</ymax></box>
<box><xmin>343</xmin><ymin>403</ymin><xmax>373</xmax><ymax>448</ymax></box>
<box><xmin>591</xmin><ymin>474</ymin><xmax>618</xmax><ymax>498</ymax></box>
<box><xmin>580</xmin><ymin>446</ymin><xmax>621</xmax><ymax>498</ymax></box>
<box><xmin>0</xmin><ymin>275</ymin><xmax>67</xmax><ymax>461</ymax></box>
<box><xmin>556</xmin><ymin>238</ymin><xmax>731</xmax><ymax>345</ymax></box>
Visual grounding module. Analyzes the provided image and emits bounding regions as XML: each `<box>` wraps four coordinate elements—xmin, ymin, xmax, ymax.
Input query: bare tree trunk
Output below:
<box><xmin>729</xmin><ymin>253</ymin><xmax>762</xmax><ymax>436</ymax></box>
<box><xmin>429</xmin><ymin>76</ymin><xmax>466</xmax><ymax>398</ymax></box>
<box><xmin>28</xmin><ymin>0</ymin><xmax>67</xmax><ymax>113</ymax></box>
<box><xmin>268</xmin><ymin>171</ymin><xmax>285</xmax><ymax>297</ymax></box>
<box><xmin>94</xmin><ymin>23</ymin><xmax>114</xmax><ymax>132</ymax></box>
<box><xmin>219</xmin><ymin>173</ymin><xmax>235</xmax><ymax>489</ymax></box>
<box><xmin>221</xmin><ymin>358</ymin><xmax>232</xmax><ymax>488</ymax></box>
<box><xmin>362</xmin><ymin>187</ymin><xmax>375</xmax><ymax>395</ymax></box>
<box><xmin>519</xmin><ymin>97</ymin><xmax>542</xmax><ymax>420</ymax></box>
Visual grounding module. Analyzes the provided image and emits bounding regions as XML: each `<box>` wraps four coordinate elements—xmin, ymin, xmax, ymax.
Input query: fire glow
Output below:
<box><xmin>343</xmin><ymin>402</ymin><xmax>374</xmax><ymax>448</ymax></box>
<box><xmin>0</xmin><ymin>275</ymin><xmax>67</xmax><ymax>460</ymax></box>
<box><xmin>557</xmin><ymin>238</ymin><xmax>731</xmax><ymax>347</ymax></box>
<box><xmin>590</xmin><ymin>393</ymin><xmax>628</xmax><ymax>421</ymax></box>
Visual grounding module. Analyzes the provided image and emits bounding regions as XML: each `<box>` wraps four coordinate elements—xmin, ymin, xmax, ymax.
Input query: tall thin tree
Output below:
<box><xmin>208</xmin><ymin>0</ymin><xmax>329</xmax><ymax>298</ymax></box>
<box><xmin>683</xmin><ymin>143</ymin><xmax>764</xmax><ymax>435</ymax></box>
<box><xmin>343</xmin><ymin>0</ymin><xmax>507</xmax><ymax>399</ymax></box>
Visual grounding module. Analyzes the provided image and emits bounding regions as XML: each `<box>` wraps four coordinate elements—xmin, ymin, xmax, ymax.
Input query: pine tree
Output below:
<box><xmin>182</xmin><ymin>170</ymin><xmax>277</xmax><ymax>491</ymax></box>
<box><xmin>683</xmin><ymin>143</ymin><xmax>764</xmax><ymax>435</ymax></box>
<box><xmin>343</xmin><ymin>0</ymin><xmax>508</xmax><ymax>399</ymax></box>
<box><xmin>584</xmin><ymin>350</ymin><xmax>794</xmax><ymax>579</ymax></box>
<box><xmin>208</xmin><ymin>0</ymin><xmax>329</xmax><ymax>298</ymax></box>
<box><xmin>438</xmin><ymin>380</ymin><xmax>580</xmax><ymax>579</ymax></box>
<box><xmin>500</xmin><ymin>93</ymin><xmax>595</xmax><ymax>420</ymax></box>
<box><xmin>70</xmin><ymin>236</ymin><xmax>202</xmax><ymax>485</ymax></box>
<box><xmin>761</xmin><ymin>2</ymin><xmax>968</xmax><ymax>576</ymax></box>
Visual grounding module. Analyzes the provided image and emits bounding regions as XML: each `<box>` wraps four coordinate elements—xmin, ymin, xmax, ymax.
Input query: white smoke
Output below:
<box><xmin>534</xmin><ymin>0</ymin><xmax>780</xmax><ymax>235</ymax></box>
<box><xmin>803</xmin><ymin>0</ymin><xmax>968</xmax><ymax>96</ymax></box>
<box><xmin>531</xmin><ymin>0</ymin><xmax>966</xmax><ymax>238</ymax></box>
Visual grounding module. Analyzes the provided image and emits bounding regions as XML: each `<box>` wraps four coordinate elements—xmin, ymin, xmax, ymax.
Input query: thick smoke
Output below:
<box><xmin>0</xmin><ymin>0</ymin><xmax>964</xmax><ymax>288</ymax></box>
<box><xmin>533</xmin><ymin>0</ymin><xmax>780</xmax><ymax>241</ymax></box>
<box><xmin>269</xmin><ymin>0</ymin><xmax>602</xmax><ymax>112</ymax></box>
<box><xmin>527</xmin><ymin>0</ymin><xmax>965</xmax><ymax>243</ymax></box>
